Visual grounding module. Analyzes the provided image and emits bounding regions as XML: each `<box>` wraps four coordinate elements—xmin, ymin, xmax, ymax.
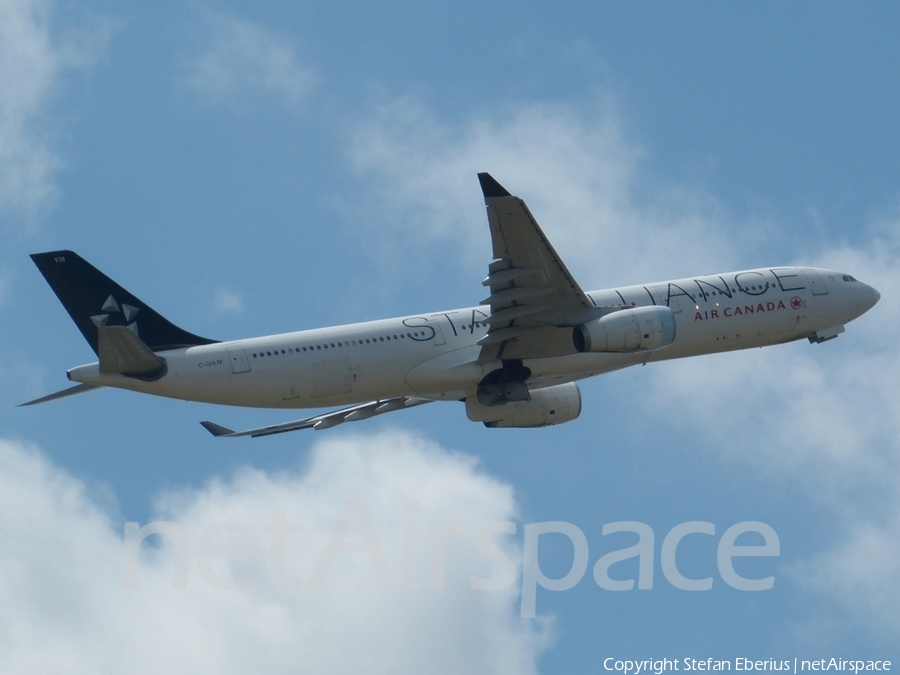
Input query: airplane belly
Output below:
<box><xmin>525</xmin><ymin>352</ymin><xmax>643</xmax><ymax>382</ymax></box>
<box><xmin>308</xmin><ymin>357</ymin><xmax>358</xmax><ymax>399</ymax></box>
<box><xmin>98</xmin><ymin>348</ymin><xmax>240</xmax><ymax>404</ymax></box>
<box><xmin>757</xmin><ymin>307</ymin><xmax>800</xmax><ymax>343</ymax></box>
<box><xmin>222</xmin><ymin>344</ymin><xmax>426</xmax><ymax>408</ymax></box>
<box><xmin>404</xmin><ymin>345</ymin><xmax>484</xmax><ymax>396</ymax></box>
<box><xmin>129</xmin><ymin>345</ymin><xmax>312</xmax><ymax>408</ymax></box>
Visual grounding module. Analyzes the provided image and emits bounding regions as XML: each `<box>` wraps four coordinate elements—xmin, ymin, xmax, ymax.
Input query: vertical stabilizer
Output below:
<box><xmin>30</xmin><ymin>250</ymin><xmax>218</xmax><ymax>355</ymax></box>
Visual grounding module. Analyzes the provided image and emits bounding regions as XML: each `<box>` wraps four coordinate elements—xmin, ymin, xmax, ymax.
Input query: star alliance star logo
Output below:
<box><xmin>90</xmin><ymin>295</ymin><xmax>141</xmax><ymax>335</ymax></box>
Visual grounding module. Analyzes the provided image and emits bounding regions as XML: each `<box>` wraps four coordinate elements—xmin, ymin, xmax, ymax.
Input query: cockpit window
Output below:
<box><xmin>842</xmin><ymin>275</ymin><xmax>858</xmax><ymax>282</ymax></box>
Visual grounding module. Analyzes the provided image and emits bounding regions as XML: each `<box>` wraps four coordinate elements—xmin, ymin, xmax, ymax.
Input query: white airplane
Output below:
<box><xmin>24</xmin><ymin>173</ymin><xmax>880</xmax><ymax>437</ymax></box>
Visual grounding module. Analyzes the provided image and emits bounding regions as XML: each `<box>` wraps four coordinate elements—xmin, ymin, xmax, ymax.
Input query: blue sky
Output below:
<box><xmin>2</xmin><ymin>1</ymin><xmax>899</xmax><ymax>672</ymax></box>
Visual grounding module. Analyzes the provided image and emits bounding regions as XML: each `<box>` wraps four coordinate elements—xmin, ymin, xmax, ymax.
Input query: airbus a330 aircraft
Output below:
<box><xmin>24</xmin><ymin>173</ymin><xmax>880</xmax><ymax>437</ymax></box>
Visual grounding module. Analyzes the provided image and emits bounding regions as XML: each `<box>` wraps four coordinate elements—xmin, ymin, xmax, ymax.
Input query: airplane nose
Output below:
<box><xmin>862</xmin><ymin>283</ymin><xmax>881</xmax><ymax>311</ymax></box>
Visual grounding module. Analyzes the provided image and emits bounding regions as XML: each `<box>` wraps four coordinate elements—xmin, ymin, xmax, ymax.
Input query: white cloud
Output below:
<box><xmin>214</xmin><ymin>289</ymin><xmax>244</xmax><ymax>314</ymax></box>
<box><xmin>346</xmin><ymin>96</ymin><xmax>900</xmax><ymax>635</ymax></box>
<box><xmin>188</xmin><ymin>13</ymin><xmax>318</xmax><ymax>106</ymax></box>
<box><xmin>793</xmin><ymin>509</ymin><xmax>900</xmax><ymax>637</ymax></box>
<box><xmin>0</xmin><ymin>0</ymin><xmax>111</xmax><ymax>224</ymax></box>
<box><xmin>0</xmin><ymin>432</ymin><xmax>548</xmax><ymax>674</ymax></box>
<box><xmin>347</xmin><ymin>96</ymin><xmax>748</xmax><ymax>288</ymax></box>
<box><xmin>636</xmin><ymin>222</ymin><xmax>900</xmax><ymax>484</ymax></box>
<box><xmin>632</xmin><ymin>211</ymin><xmax>900</xmax><ymax>635</ymax></box>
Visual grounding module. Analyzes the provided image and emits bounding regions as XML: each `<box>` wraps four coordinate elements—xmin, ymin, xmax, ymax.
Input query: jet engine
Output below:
<box><xmin>465</xmin><ymin>382</ymin><xmax>582</xmax><ymax>428</ymax></box>
<box><xmin>573</xmin><ymin>305</ymin><xmax>676</xmax><ymax>353</ymax></box>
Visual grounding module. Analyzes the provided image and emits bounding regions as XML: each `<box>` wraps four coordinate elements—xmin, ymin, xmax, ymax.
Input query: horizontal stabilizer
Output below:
<box><xmin>202</xmin><ymin>396</ymin><xmax>432</xmax><ymax>438</ymax></box>
<box><xmin>98</xmin><ymin>326</ymin><xmax>166</xmax><ymax>378</ymax></box>
<box><xmin>19</xmin><ymin>383</ymin><xmax>103</xmax><ymax>407</ymax></box>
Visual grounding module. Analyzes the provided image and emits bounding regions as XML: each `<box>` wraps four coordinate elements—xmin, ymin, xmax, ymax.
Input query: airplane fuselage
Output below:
<box><xmin>67</xmin><ymin>266</ymin><xmax>879</xmax><ymax>410</ymax></box>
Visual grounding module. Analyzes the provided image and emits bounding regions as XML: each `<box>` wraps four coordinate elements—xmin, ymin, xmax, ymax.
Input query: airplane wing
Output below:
<box><xmin>201</xmin><ymin>396</ymin><xmax>432</xmax><ymax>438</ymax></box>
<box><xmin>476</xmin><ymin>173</ymin><xmax>599</xmax><ymax>363</ymax></box>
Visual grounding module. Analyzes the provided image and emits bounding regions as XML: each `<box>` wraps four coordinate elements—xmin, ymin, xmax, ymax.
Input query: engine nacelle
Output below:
<box><xmin>573</xmin><ymin>305</ymin><xmax>676</xmax><ymax>353</ymax></box>
<box><xmin>465</xmin><ymin>383</ymin><xmax>582</xmax><ymax>428</ymax></box>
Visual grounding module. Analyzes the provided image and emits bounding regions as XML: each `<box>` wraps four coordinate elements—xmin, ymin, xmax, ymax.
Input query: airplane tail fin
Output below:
<box><xmin>30</xmin><ymin>250</ymin><xmax>218</xmax><ymax>355</ymax></box>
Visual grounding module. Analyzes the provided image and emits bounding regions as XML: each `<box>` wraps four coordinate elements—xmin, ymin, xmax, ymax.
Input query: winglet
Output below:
<box><xmin>478</xmin><ymin>172</ymin><xmax>511</xmax><ymax>199</ymax></box>
<box><xmin>200</xmin><ymin>421</ymin><xmax>237</xmax><ymax>437</ymax></box>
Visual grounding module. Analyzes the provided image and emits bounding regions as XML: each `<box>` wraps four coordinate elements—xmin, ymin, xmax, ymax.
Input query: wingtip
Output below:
<box><xmin>200</xmin><ymin>421</ymin><xmax>236</xmax><ymax>437</ymax></box>
<box><xmin>477</xmin><ymin>172</ymin><xmax>511</xmax><ymax>199</ymax></box>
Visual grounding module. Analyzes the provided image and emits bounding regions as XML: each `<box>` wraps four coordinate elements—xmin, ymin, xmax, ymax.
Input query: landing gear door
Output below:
<box><xmin>226</xmin><ymin>344</ymin><xmax>251</xmax><ymax>374</ymax></box>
